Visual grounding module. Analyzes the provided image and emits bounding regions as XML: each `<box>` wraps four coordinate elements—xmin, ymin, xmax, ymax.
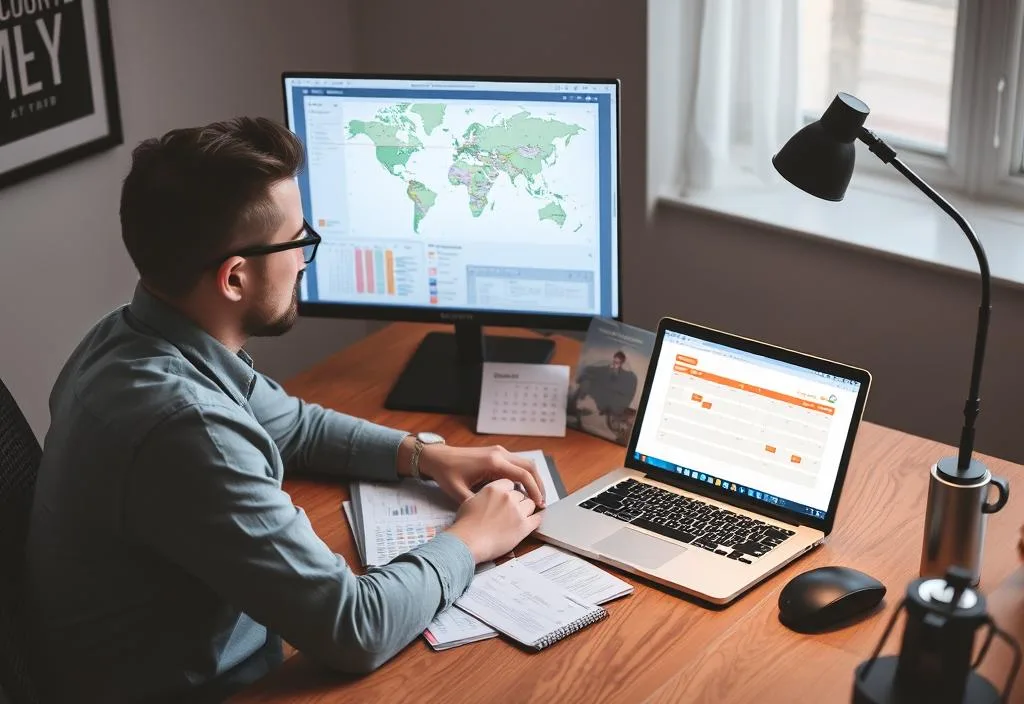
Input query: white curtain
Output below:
<box><xmin>648</xmin><ymin>0</ymin><xmax>802</xmax><ymax>206</ymax></box>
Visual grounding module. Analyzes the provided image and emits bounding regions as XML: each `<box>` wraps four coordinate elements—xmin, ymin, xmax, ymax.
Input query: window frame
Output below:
<box><xmin>975</xmin><ymin>0</ymin><xmax>1024</xmax><ymax>202</ymax></box>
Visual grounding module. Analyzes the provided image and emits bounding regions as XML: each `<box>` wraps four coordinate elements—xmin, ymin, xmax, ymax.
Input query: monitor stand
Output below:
<box><xmin>384</xmin><ymin>322</ymin><xmax>555</xmax><ymax>416</ymax></box>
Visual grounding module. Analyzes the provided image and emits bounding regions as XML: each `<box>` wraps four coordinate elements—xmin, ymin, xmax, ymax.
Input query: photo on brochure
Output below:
<box><xmin>568</xmin><ymin>317</ymin><xmax>655</xmax><ymax>445</ymax></box>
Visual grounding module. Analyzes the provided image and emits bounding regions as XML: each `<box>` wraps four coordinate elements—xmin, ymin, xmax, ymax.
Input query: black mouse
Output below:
<box><xmin>778</xmin><ymin>566</ymin><xmax>886</xmax><ymax>633</ymax></box>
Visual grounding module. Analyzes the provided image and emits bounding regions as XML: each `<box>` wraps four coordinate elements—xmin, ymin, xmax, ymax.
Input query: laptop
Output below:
<box><xmin>536</xmin><ymin>317</ymin><xmax>871</xmax><ymax>605</ymax></box>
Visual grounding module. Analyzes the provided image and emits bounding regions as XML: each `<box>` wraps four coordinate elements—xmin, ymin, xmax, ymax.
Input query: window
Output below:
<box><xmin>800</xmin><ymin>0</ymin><xmax>957</xmax><ymax>154</ymax></box>
<box><xmin>799</xmin><ymin>0</ymin><xmax>1024</xmax><ymax>203</ymax></box>
<box><xmin>647</xmin><ymin>0</ymin><xmax>1024</xmax><ymax>283</ymax></box>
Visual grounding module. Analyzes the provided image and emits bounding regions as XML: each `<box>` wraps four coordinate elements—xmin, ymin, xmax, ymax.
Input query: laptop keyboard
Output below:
<box><xmin>580</xmin><ymin>479</ymin><xmax>796</xmax><ymax>564</ymax></box>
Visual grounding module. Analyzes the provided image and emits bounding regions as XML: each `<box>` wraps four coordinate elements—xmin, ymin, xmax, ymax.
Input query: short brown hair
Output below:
<box><xmin>119</xmin><ymin>117</ymin><xmax>305</xmax><ymax>297</ymax></box>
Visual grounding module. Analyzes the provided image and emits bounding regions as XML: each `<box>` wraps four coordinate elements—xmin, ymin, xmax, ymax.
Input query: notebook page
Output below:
<box><xmin>518</xmin><ymin>545</ymin><xmax>633</xmax><ymax>604</ymax></box>
<box><xmin>455</xmin><ymin>559</ymin><xmax>603</xmax><ymax>648</ymax></box>
<box><xmin>424</xmin><ymin>547</ymin><xmax>631</xmax><ymax>650</ymax></box>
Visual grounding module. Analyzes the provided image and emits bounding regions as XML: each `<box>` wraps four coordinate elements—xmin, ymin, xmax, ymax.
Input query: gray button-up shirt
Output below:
<box><xmin>26</xmin><ymin>285</ymin><xmax>475</xmax><ymax>703</ymax></box>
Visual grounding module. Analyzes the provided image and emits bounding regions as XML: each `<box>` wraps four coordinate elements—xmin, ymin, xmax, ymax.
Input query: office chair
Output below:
<box><xmin>0</xmin><ymin>378</ymin><xmax>41</xmax><ymax>704</ymax></box>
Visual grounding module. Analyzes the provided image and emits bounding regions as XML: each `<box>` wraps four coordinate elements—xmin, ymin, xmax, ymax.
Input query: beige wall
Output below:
<box><xmin>0</xmin><ymin>0</ymin><xmax>364</xmax><ymax>440</ymax></box>
<box><xmin>352</xmin><ymin>0</ymin><xmax>1024</xmax><ymax>464</ymax></box>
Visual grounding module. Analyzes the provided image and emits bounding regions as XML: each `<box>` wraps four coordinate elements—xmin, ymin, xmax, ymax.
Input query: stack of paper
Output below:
<box><xmin>454</xmin><ymin>558</ymin><xmax>607</xmax><ymax>651</ymax></box>
<box><xmin>423</xmin><ymin>561</ymin><xmax>499</xmax><ymax>650</ymax></box>
<box><xmin>424</xmin><ymin>545</ymin><xmax>633</xmax><ymax>650</ymax></box>
<box><xmin>342</xmin><ymin>450</ymin><xmax>561</xmax><ymax>568</ymax></box>
<box><xmin>348</xmin><ymin>480</ymin><xmax>455</xmax><ymax>567</ymax></box>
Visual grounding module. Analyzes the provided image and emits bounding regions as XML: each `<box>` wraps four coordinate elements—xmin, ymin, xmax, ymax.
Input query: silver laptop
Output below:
<box><xmin>537</xmin><ymin>317</ymin><xmax>871</xmax><ymax>605</ymax></box>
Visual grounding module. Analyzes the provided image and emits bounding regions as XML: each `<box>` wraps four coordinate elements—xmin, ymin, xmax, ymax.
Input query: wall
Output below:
<box><xmin>0</xmin><ymin>0</ymin><xmax>363</xmax><ymax>441</ymax></box>
<box><xmin>351</xmin><ymin>0</ymin><xmax>1024</xmax><ymax>464</ymax></box>
<box><xmin>3</xmin><ymin>0</ymin><xmax>1019</xmax><ymax>464</ymax></box>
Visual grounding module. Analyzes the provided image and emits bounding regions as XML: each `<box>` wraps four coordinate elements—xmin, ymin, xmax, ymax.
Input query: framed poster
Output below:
<box><xmin>0</xmin><ymin>0</ymin><xmax>122</xmax><ymax>189</ymax></box>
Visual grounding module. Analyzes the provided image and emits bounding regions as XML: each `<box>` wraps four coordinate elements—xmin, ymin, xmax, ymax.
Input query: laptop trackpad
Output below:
<box><xmin>592</xmin><ymin>528</ymin><xmax>685</xmax><ymax>570</ymax></box>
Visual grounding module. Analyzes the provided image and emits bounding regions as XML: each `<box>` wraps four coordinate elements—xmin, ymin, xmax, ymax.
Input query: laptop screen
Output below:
<box><xmin>631</xmin><ymin>328</ymin><xmax>865</xmax><ymax>523</ymax></box>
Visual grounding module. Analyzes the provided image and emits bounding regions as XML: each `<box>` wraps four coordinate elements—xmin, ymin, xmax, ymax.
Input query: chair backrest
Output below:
<box><xmin>0</xmin><ymin>379</ymin><xmax>41</xmax><ymax>704</ymax></box>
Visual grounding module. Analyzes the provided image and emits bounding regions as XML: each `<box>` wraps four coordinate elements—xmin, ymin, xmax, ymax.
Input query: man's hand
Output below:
<box><xmin>418</xmin><ymin>443</ymin><xmax>547</xmax><ymax>508</ymax></box>
<box><xmin>446</xmin><ymin>479</ymin><xmax>542</xmax><ymax>562</ymax></box>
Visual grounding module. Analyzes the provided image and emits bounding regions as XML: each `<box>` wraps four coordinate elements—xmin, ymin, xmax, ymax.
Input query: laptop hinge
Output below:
<box><xmin>645</xmin><ymin>472</ymin><xmax>803</xmax><ymax>528</ymax></box>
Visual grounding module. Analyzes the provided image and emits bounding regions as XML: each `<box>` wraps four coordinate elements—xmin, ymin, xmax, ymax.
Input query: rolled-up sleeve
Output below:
<box><xmin>248</xmin><ymin>373</ymin><xmax>407</xmax><ymax>482</ymax></box>
<box><xmin>124</xmin><ymin>404</ymin><xmax>475</xmax><ymax>674</ymax></box>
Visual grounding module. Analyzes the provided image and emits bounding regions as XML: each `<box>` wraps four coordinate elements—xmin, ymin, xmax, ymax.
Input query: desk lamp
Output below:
<box><xmin>851</xmin><ymin>566</ymin><xmax>1020</xmax><ymax>703</ymax></box>
<box><xmin>772</xmin><ymin>93</ymin><xmax>1008</xmax><ymax>585</ymax></box>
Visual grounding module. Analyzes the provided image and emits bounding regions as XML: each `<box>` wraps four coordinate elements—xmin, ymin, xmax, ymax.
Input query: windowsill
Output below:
<box><xmin>657</xmin><ymin>174</ymin><xmax>1024</xmax><ymax>290</ymax></box>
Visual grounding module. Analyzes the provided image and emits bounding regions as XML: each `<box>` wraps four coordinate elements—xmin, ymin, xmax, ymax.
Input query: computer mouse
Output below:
<box><xmin>778</xmin><ymin>566</ymin><xmax>886</xmax><ymax>633</ymax></box>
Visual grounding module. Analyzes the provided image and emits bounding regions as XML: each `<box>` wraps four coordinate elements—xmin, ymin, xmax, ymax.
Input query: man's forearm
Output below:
<box><xmin>308</xmin><ymin>412</ymin><xmax>408</xmax><ymax>481</ymax></box>
<box><xmin>306</xmin><ymin>533</ymin><xmax>475</xmax><ymax>673</ymax></box>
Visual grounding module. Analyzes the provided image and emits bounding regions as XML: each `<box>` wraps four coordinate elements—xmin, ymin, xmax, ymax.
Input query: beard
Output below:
<box><xmin>243</xmin><ymin>269</ymin><xmax>303</xmax><ymax>338</ymax></box>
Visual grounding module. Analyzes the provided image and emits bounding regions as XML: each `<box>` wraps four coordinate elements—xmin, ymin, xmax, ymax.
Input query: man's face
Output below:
<box><xmin>611</xmin><ymin>356</ymin><xmax>624</xmax><ymax>371</ymax></box>
<box><xmin>242</xmin><ymin>179</ymin><xmax>307</xmax><ymax>338</ymax></box>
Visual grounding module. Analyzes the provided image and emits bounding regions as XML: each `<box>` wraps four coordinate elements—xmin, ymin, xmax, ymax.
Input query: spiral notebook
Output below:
<box><xmin>454</xmin><ymin>557</ymin><xmax>607</xmax><ymax>651</ymax></box>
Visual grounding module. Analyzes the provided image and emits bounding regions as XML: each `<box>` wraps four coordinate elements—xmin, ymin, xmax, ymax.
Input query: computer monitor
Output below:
<box><xmin>282</xmin><ymin>72</ymin><xmax>622</xmax><ymax>414</ymax></box>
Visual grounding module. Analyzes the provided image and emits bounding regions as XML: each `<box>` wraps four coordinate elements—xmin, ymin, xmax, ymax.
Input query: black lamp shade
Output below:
<box><xmin>772</xmin><ymin>92</ymin><xmax>871</xmax><ymax>202</ymax></box>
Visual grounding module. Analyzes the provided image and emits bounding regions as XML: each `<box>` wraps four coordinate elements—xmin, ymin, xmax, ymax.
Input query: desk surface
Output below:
<box><xmin>232</xmin><ymin>323</ymin><xmax>1024</xmax><ymax>704</ymax></box>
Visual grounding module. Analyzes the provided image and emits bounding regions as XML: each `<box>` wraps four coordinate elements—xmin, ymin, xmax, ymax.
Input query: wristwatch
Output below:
<box><xmin>410</xmin><ymin>431</ymin><xmax>445</xmax><ymax>480</ymax></box>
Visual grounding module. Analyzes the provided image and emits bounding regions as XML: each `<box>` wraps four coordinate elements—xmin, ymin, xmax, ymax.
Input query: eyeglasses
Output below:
<box><xmin>211</xmin><ymin>219</ymin><xmax>322</xmax><ymax>268</ymax></box>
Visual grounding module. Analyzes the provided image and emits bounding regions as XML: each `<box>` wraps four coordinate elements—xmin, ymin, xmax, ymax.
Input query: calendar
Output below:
<box><xmin>476</xmin><ymin>362</ymin><xmax>570</xmax><ymax>437</ymax></box>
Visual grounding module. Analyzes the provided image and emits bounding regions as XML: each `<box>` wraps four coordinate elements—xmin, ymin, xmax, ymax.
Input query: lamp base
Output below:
<box><xmin>853</xmin><ymin>656</ymin><xmax>999</xmax><ymax>703</ymax></box>
<box><xmin>935</xmin><ymin>455</ymin><xmax>988</xmax><ymax>485</ymax></box>
<box><xmin>919</xmin><ymin>457</ymin><xmax>1000</xmax><ymax>585</ymax></box>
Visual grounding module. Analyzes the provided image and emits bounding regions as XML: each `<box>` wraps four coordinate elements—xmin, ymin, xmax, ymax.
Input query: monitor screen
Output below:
<box><xmin>282</xmin><ymin>73</ymin><xmax>620</xmax><ymax>326</ymax></box>
<box><xmin>631</xmin><ymin>329</ymin><xmax>865</xmax><ymax>522</ymax></box>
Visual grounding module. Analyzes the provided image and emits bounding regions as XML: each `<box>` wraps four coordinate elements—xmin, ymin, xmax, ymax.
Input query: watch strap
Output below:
<box><xmin>410</xmin><ymin>437</ymin><xmax>426</xmax><ymax>480</ymax></box>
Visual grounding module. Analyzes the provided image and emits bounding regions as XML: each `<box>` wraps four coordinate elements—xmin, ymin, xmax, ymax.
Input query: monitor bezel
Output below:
<box><xmin>624</xmin><ymin>316</ymin><xmax>873</xmax><ymax>535</ymax></box>
<box><xmin>281</xmin><ymin>70</ymin><xmax>624</xmax><ymax>331</ymax></box>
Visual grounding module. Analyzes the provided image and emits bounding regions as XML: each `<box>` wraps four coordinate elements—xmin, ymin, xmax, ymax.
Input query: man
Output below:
<box><xmin>26</xmin><ymin>117</ymin><xmax>546</xmax><ymax>703</ymax></box>
<box><xmin>569</xmin><ymin>350</ymin><xmax>638</xmax><ymax>421</ymax></box>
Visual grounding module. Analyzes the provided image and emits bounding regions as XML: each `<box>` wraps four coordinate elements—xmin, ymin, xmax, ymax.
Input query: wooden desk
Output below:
<box><xmin>232</xmin><ymin>323</ymin><xmax>1023</xmax><ymax>704</ymax></box>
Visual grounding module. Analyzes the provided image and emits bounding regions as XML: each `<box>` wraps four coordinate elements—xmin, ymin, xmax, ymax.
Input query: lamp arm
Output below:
<box><xmin>858</xmin><ymin>128</ymin><xmax>992</xmax><ymax>471</ymax></box>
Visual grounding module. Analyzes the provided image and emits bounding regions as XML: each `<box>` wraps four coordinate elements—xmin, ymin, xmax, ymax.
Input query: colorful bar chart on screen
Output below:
<box><xmin>317</xmin><ymin>240</ymin><xmax>424</xmax><ymax>302</ymax></box>
<box><xmin>355</xmin><ymin>248</ymin><xmax>397</xmax><ymax>295</ymax></box>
